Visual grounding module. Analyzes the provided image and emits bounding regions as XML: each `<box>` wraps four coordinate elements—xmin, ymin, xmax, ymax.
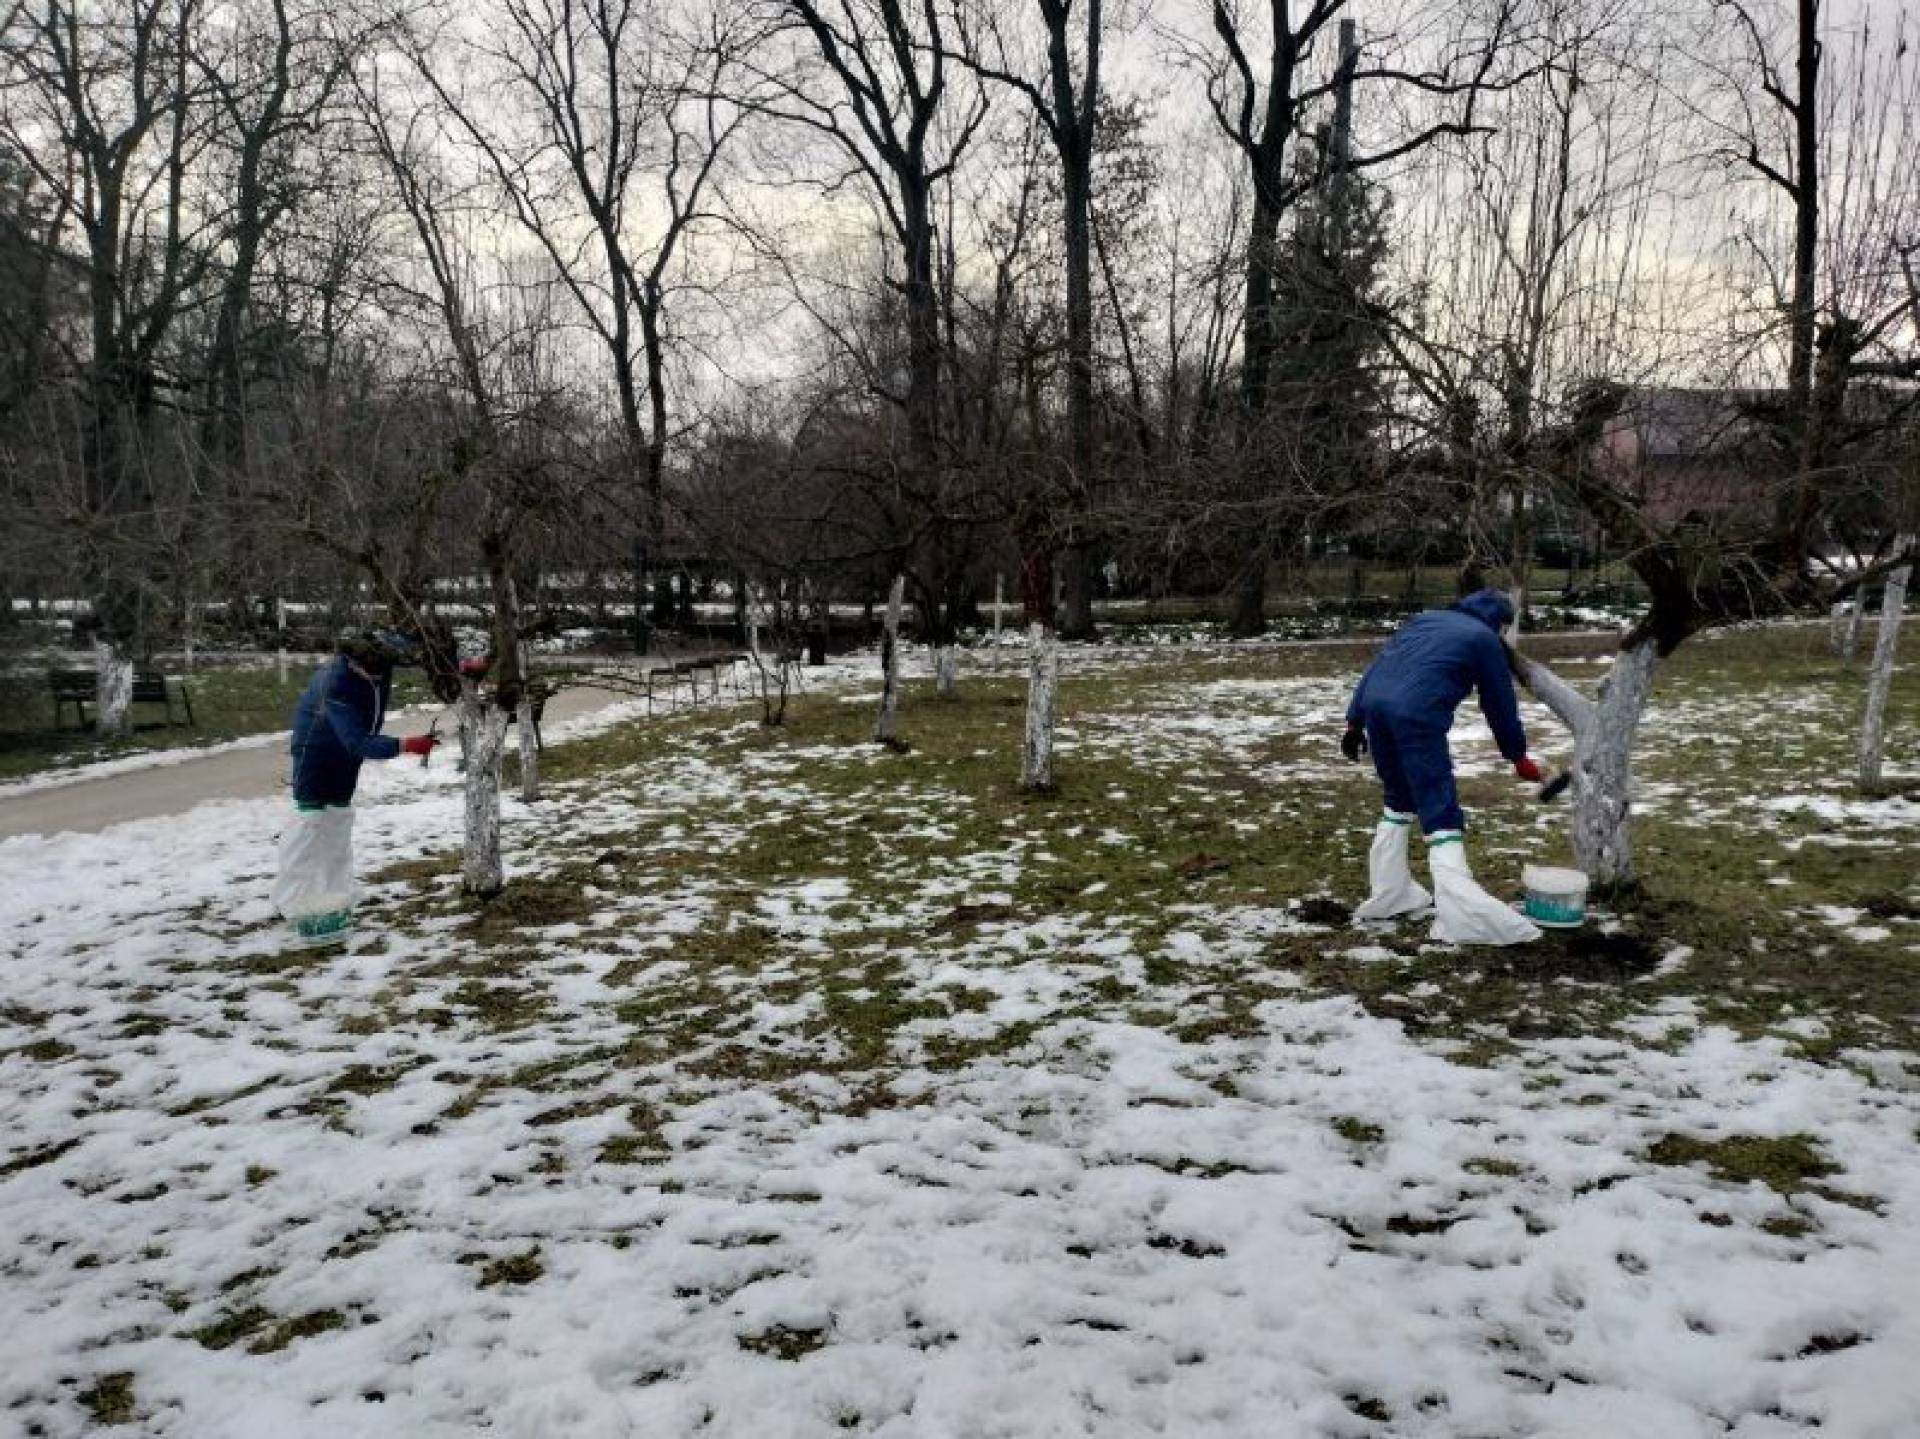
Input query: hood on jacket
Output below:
<box><xmin>1452</xmin><ymin>589</ymin><xmax>1516</xmax><ymax>635</ymax></box>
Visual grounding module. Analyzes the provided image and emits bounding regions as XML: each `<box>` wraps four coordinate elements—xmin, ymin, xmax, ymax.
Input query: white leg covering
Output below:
<box><xmin>1353</xmin><ymin>810</ymin><xmax>1432</xmax><ymax>921</ymax></box>
<box><xmin>1428</xmin><ymin>833</ymin><xmax>1541</xmax><ymax>946</ymax></box>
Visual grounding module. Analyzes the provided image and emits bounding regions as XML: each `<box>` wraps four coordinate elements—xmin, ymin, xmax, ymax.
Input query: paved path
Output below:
<box><xmin>0</xmin><ymin>682</ymin><xmax>634</xmax><ymax>841</ymax></box>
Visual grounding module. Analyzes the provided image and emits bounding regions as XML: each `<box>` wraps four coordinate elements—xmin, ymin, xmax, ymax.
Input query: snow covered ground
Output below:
<box><xmin>2</xmin><ymin>638</ymin><xmax>1917</xmax><ymax>1437</ymax></box>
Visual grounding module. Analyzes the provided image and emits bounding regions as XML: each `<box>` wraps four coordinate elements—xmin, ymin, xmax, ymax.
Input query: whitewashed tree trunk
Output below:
<box><xmin>935</xmin><ymin>643</ymin><xmax>958</xmax><ymax>698</ymax></box>
<box><xmin>94</xmin><ymin>639</ymin><xmax>134</xmax><ymax>737</ymax></box>
<box><xmin>1859</xmin><ymin>551</ymin><xmax>1911</xmax><ymax>792</ymax></box>
<box><xmin>516</xmin><ymin>696</ymin><xmax>540</xmax><ymax>801</ymax></box>
<box><xmin>1515</xmin><ymin>637</ymin><xmax>1661</xmax><ymax>890</ymax></box>
<box><xmin>1828</xmin><ymin>601</ymin><xmax>1850</xmax><ymax>656</ymax></box>
<box><xmin>460</xmin><ymin>690</ymin><xmax>508</xmax><ymax>896</ymax></box>
<box><xmin>1843</xmin><ymin>591</ymin><xmax>1868</xmax><ymax>661</ymax></box>
<box><xmin>873</xmin><ymin>574</ymin><xmax>905</xmax><ymax>745</ymax></box>
<box><xmin>994</xmin><ymin>572</ymin><xmax>1005</xmax><ymax>646</ymax></box>
<box><xmin>275</xmin><ymin>597</ymin><xmax>288</xmax><ymax>683</ymax></box>
<box><xmin>1022</xmin><ymin>621</ymin><xmax>1059</xmax><ymax>791</ymax></box>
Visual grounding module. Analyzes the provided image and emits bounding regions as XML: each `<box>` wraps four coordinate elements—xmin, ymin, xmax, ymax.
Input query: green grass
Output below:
<box><xmin>248</xmin><ymin>620</ymin><xmax>1914</xmax><ymax>1156</ymax></box>
<box><xmin>0</xmin><ymin>659</ymin><xmax>437</xmax><ymax>783</ymax></box>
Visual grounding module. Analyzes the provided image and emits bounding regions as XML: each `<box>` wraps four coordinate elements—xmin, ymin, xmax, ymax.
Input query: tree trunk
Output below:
<box><xmin>1059</xmin><ymin>544</ymin><xmax>1096</xmax><ymax>640</ymax></box>
<box><xmin>1022</xmin><ymin>621</ymin><xmax>1059</xmax><ymax>792</ymax></box>
<box><xmin>1843</xmin><ymin>593</ymin><xmax>1867</xmax><ymax>661</ymax></box>
<box><xmin>460</xmin><ymin>689</ymin><xmax>508</xmax><ymax>896</ymax></box>
<box><xmin>874</xmin><ymin>574</ymin><xmax>906</xmax><ymax>745</ymax></box>
<box><xmin>95</xmin><ymin>639</ymin><xmax>135</xmax><ymax>738</ymax></box>
<box><xmin>516</xmin><ymin>695</ymin><xmax>540</xmax><ymax>802</ymax></box>
<box><xmin>994</xmin><ymin>572</ymin><xmax>1005</xmax><ymax>646</ymax></box>
<box><xmin>1516</xmin><ymin>638</ymin><xmax>1661</xmax><ymax>891</ymax></box>
<box><xmin>1227</xmin><ymin>551</ymin><xmax>1268</xmax><ymax>638</ymax></box>
<box><xmin>1859</xmin><ymin>550</ymin><xmax>1912</xmax><ymax>792</ymax></box>
<box><xmin>935</xmin><ymin>644</ymin><xmax>958</xmax><ymax>698</ymax></box>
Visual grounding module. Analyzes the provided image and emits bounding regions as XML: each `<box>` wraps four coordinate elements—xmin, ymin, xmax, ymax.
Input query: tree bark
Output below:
<box><xmin>95</xmin><ymin>640</ymin><xmax>135</xmax><ymax>737</ymax></box>
<box><xmin>935</xmin><ymin>643</ymin><xmax>958</xmax><ymax>698</ymax></box>
<box><xmin>516</xmin><ymin>694</ymin><xmax>540</xmax><ymax>802</ymax></box>
<box><xmin>1515</xmin><ymin>638</ymin><xmax>1661</xmax><ymax>891</ymax></box>
<box><xmin>460</xmin><ymin>687</ymin><xmax>508</xmax><ymax>896</ymax></box>
<box><xmin>874</xmin><ymin>573</ymin><xmax>906</xmax><ymax>745</ymax></box>
<box><xmin>1022</xmin><ymin>621</ymin><xmax>1059</xmax><ymax>791</ymax></box>
<box><xmin>1859</xmin><ymin>547</ymin><xmax>1912</xmax><ymax>792</ymax></box>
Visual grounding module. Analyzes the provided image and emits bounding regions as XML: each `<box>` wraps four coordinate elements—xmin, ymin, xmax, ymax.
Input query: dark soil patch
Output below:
<box><xmin>1294</xmin><ymin>896</ymin><xmax>1353</xmax><ymax>927</ymax></box>
<box><xmin>1486</xmin><ymin>928</ymin><xmax>1661</xmax><ymax>983</ymax></box>
<box><xmin>935</xmin><ymin>903</ymin><xmax>1015</xmax><ymax>934</ymax></box>
<box><xmin>1859</xmin><ymin>891</ymin><xmax>1920</xmax><ymax>921</ymax></box>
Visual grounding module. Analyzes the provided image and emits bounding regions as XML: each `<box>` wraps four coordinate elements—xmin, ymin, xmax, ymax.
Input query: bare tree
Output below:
<box><xmin>1181</xmin><ymin>0</ymin><xmax>1519</xmax><ymax>634</ymax></box>
<box><xmin>3</xmin><ymin>0</ymin><xmax>219</xmax><ymax>731</ymax></box>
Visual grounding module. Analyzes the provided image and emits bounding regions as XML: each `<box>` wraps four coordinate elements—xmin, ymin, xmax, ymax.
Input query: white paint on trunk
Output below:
<box><xmin>94</xmin><ymin>641</ymin><xmax>134</xmax><ymax>737</ymax></box>
<box><xmin>873</xmin><ymin>574</ymin><xmax>905</xmax><ymax>745</ymax></box>
<box><xmin>460</xmin><ymin>692</ymin><xmax>508</xmax><ymax>896</ymax></box>
<box><xmin>1844</xmin><ymin>594</ymin><xmax>1867</xmax><ymax>660</ymax></box>
<box><xmin>516</xmin><ymin>696</ymin><xmax>540</xmax><ymax>801</ymax></box>
<box><xmin>1858</xmin><ymin>548</ymin><xmax>1912</xmax><ymax>792</ymax></box>
<box><xmin>1514</xmin><ymin>636</ymin><xmax>1660</xmax><ymax>889</ymax></box>
<box><xmin>277</xmin><ymin>648</ymin><xmax>288</xmax><ymax>683</ymax></box>
<box><xmin>993</xmin><ymin>572</ymin><xmax>1005</xmax><ymax>645</ymax></box>
<box><xmin>1022</xmin><ymin>622</ymin><xmax>1059</xmax><ymax>791</ymax></box>
<box><xmin>935</xmin><ymin>644</ymin><xmax>958</xmax><ymax>698</ymax></box>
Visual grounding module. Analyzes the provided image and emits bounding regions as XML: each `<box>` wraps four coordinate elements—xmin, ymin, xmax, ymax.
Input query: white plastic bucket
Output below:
<box><xmin>1522</xmin><ymin>865</ymin><xmax>1589</xmax><ymax>928</ymax></box>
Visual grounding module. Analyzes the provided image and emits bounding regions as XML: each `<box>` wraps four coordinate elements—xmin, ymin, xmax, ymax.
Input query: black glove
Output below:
<box><xmin>1340</xmin><ymin>724</ymin><xmax>1367</xmax><ymax>762</ymax></box>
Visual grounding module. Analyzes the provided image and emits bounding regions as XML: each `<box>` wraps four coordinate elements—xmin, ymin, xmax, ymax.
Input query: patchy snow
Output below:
<box><xmin>2</xmin><ymin>639</ymin><xmax>1917</xmax><ymax>1437</ymax></box>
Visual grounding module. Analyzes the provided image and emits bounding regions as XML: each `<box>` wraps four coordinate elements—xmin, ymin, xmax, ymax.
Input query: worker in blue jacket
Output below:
<box><xmin>1340</xmin><ymin>590</ymin><xmax>1543</xmax><ymax>945</ymax></box>
<box><xmin>273</xmin><ymin>631</ymin><xmax>438</xmax><ymax>946</ymax></box>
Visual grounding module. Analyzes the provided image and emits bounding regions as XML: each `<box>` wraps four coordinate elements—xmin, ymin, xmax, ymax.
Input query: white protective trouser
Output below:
<box><xmin>1427</xmin><ymin>832</ymin><xmax>1541</xmax><ymax>946</ymax></box>
<box><xmin>1353</xmin><ymin>810</ymin><xmax>1432</xmax><ymax>921</ymax></box>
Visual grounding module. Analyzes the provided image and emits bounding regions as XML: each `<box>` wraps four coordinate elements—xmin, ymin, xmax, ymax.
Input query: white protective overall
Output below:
<box><xmin>272</xmin><ymin>806</ymin><xmax>358</xmax><ymax>946</ymax></box>
<box><xmin>1353</xmin><ymin>810</ymin><xmax>1432</xmax><ymax>921</ymax></box>
<box><xmin>1427</xmin><ymin>832</ymin><xmax>1541</xmax><ymax>946</ymax></box>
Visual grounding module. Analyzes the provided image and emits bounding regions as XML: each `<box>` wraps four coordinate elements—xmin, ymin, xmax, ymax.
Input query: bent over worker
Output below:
<box><xmin>1340</xmin><ymin>589</ymin><xmax>1543</xmax><ymax>946</ymax></box>
<box><xmin>271</xmin><ymin>630</ymin><xmax>438</xmax><ymax>946</ymax></box>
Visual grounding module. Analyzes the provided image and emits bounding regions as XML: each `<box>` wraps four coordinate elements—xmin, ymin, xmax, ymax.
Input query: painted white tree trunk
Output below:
<box><xmin>993</xmin><ymin>573</ymin><xmax>1005</xmax><ymax>646</ymax></box>
<box><xmin>1515</xmin><ymin>637</ymin><xmax>1661</xmax><ymax>890</ymax></box>
<box><xmin>1022</xmin><ymin>622</ymin><xmax>1059</xmax><ymax>791</ymax></box>
<box><xmin>1859</xmin><ymin>551</ymin><xmax>1911</xmax><ymax>792</ymax></box>
<box><xmin>1828</xmin><ymin>601</ymin><xmax>1851</xmax><ymax>656</ymax></box>
<box><xmin>516</xmin><ymin>696</ymin><xmax>540</xmax><ymax>801</ymax></box>
<box><xmin>94</xmin><ymin>640</ymin><xmax>134</xmax><ymax>737</ymax></box>
<box><xmin>1844</xmin><ymin>595</ymin><xmax>1867</xmax><ymax>660</ymax></box>
<box><xmin>935</xmin><ymin>644</ymin><xmax>958</xmax><ymax>698</ymax></box>
<box><xmin>873</xmin><ymin>574</ymin><xmax>905</xmax><ymax>744</ymax></box>
<box><xmin>460</xmin><ymin>692</ymin><xmax>508</xmax><ymax>896</ymax></box>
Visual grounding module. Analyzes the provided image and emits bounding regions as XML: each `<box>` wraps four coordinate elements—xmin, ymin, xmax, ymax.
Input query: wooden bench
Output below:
<box><xmin>49</xmin><ymin>669</ymin><xmax>196</xmax><ymax>729</ymax></box>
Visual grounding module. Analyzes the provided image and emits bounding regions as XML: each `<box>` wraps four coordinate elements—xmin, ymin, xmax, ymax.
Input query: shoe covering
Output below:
<box><xmin>1428</xmin><ymin>833</ymin><xmax>1541</xmax><ymax>946</ymax></box>
<box><xmin>1353</xmin><ymin>811</ymin><xmax>1432</xmax><ymax>921</ymax></box>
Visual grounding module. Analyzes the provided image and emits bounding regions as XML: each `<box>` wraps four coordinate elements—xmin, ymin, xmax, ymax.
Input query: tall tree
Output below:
<box><xmin>1191</xmin><ymin>0</ymin><xmax>1514</xmax><ymax>634</ymax></box>
<box><xmin>3</xmin><ymin>0</ymin><xmax>218</xmax><ymax>730</ymax></box>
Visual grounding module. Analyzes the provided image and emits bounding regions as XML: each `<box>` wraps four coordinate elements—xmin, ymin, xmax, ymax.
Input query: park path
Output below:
<box><xmin>0</xmin><ymin>681</ymin><xmax>634</xmax><ymax>842</ymax></box>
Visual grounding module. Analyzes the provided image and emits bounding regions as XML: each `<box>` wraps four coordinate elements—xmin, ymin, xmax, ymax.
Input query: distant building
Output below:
<box><xmin>1593</xmin><ymin>383</ymin><xmax>1912</xmax><ymax>527</ymax></box>
<box><xmin>1593</xmin><ymin>387</ymin><xmax>1787</xmax><ymax>524</ymax></box>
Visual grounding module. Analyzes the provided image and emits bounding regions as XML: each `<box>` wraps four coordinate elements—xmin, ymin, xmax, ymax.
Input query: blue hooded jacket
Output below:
<box><xmin>1345</xmin><ymin>590</ymin><xmax>1528</xmax><ymax>761</ymax></box>
<box><xmin>290</xmin><ymin>656</ymin><xmax>401</xmax><ymax>806</ymax></box>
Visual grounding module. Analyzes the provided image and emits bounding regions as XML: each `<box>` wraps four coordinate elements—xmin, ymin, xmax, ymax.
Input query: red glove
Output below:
<box><xmin>1514</xmin><ymin>755</ymin><xmax>1544</xmax><ymax>784</ymax></box>
<box><xmin>401</xmin><ymin>735</ymin><xmax>438</xmax><ymax>757</ymax></box>
<box><xmin>459</xmin><ymin>657</ymin><xmax>491</xmax><ymax>676</ymax></box>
